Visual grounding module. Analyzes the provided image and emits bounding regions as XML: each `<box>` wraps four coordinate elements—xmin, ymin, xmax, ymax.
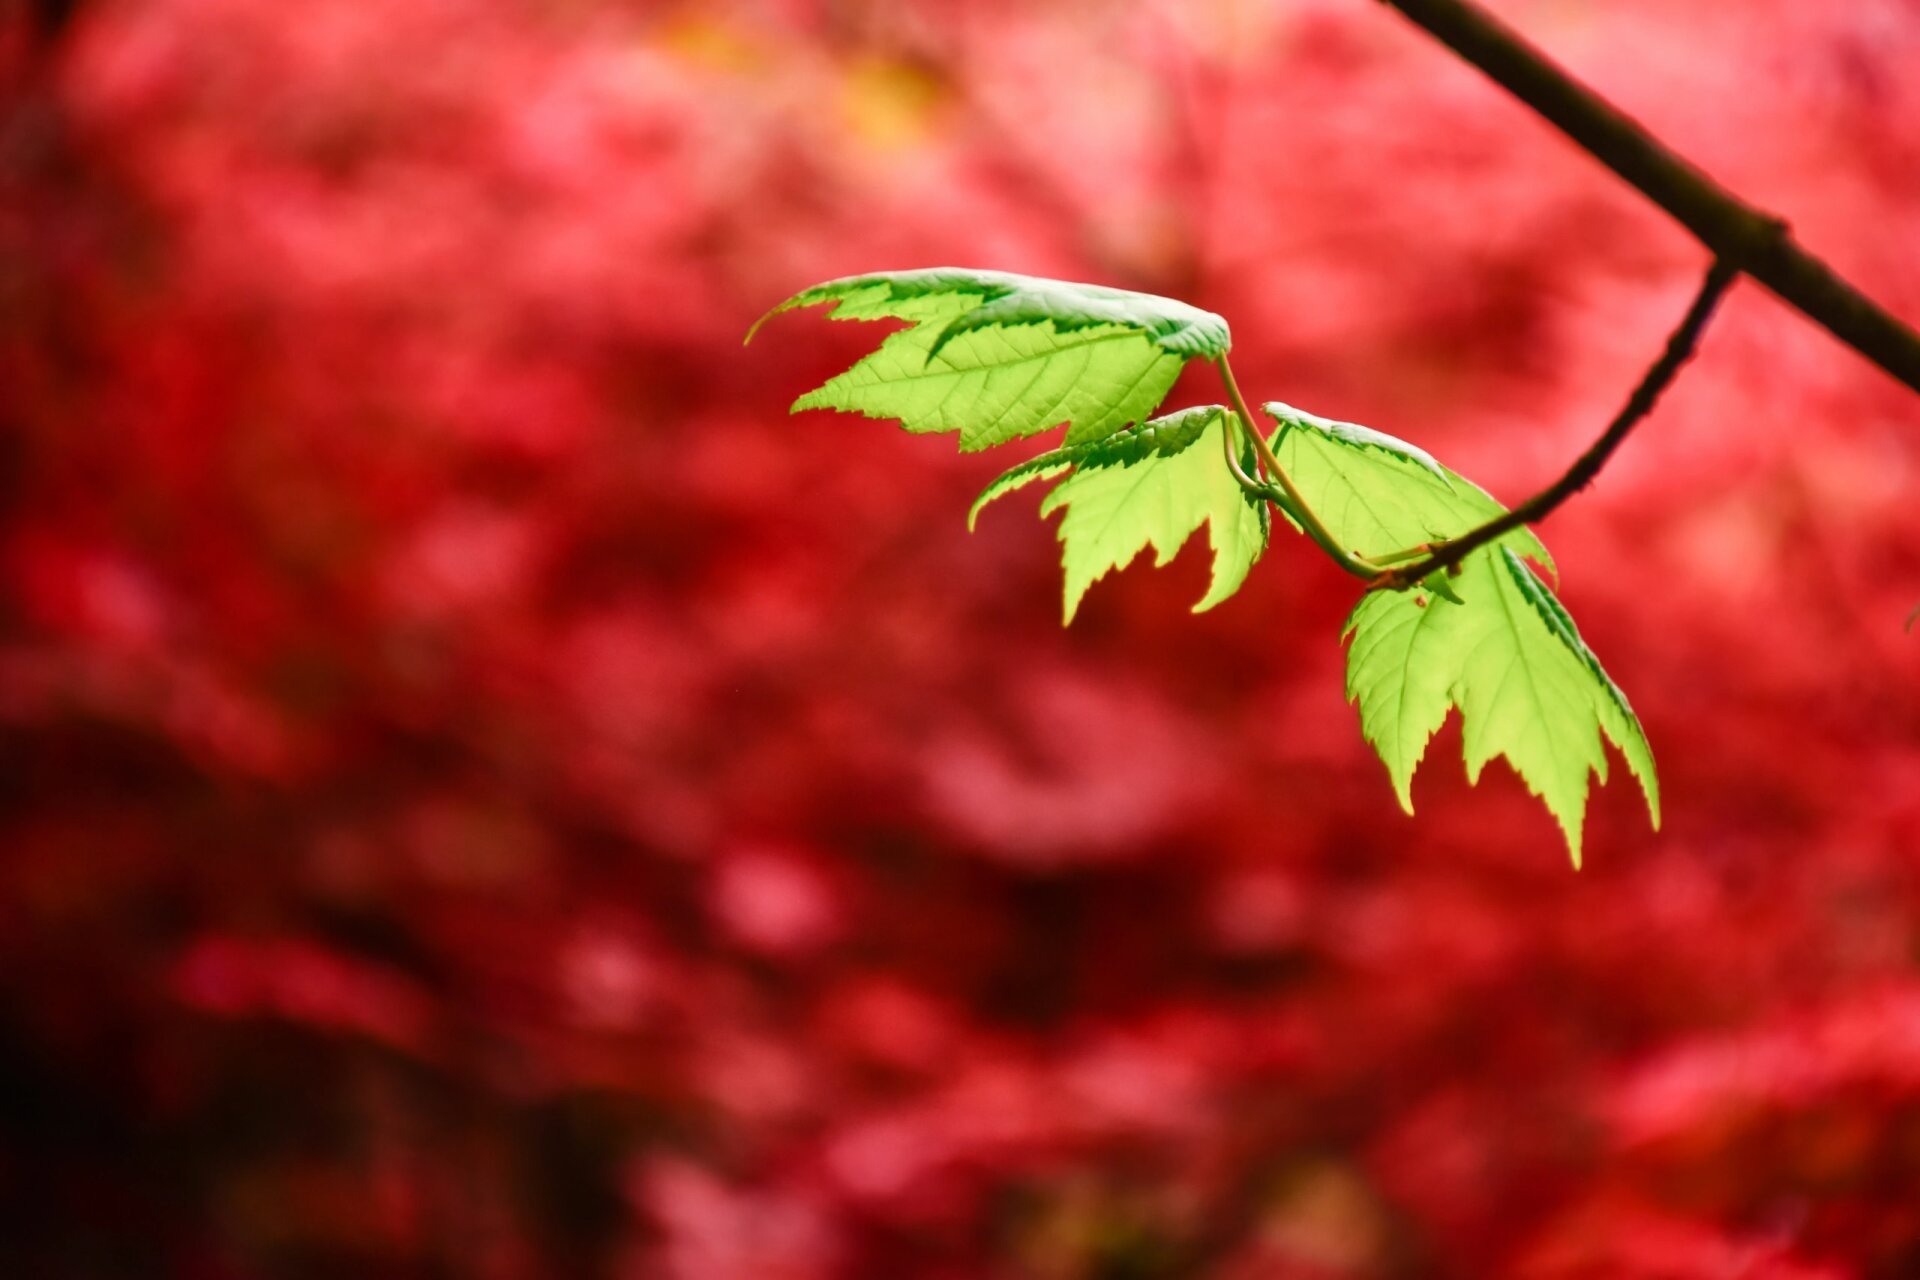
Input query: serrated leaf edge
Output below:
<box><xmin>748</xmin><ymin>268</ymin><xmax>1231</xmax><ymax>361</ymax></box>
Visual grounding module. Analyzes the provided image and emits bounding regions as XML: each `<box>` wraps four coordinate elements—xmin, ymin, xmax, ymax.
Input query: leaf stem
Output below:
<box><xmin>1217</xmin><ymin>401</ymin><xmax>1268</xmax><ymax>497</ymax></box>
<box><xmin>1214</xmin><ymin>356</ymin><xmax>1383</xmax><ymax>580</ymax></box>
<box><xmin>1368</xmin><ymin>542</ymin><xmax>1436</xmax><ymax>567</ymax></box>
<box><xmin>1372</xmin><ymin>256</ymin><xmax>1739</xmax><ymax>589</ymax></box>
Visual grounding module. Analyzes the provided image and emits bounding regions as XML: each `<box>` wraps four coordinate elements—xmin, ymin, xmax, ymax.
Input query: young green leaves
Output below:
<box><xmin>757</xmin><ymin>269</ymin><xmax>1659</xmax><ymax>864</ymax></box>
<box><xmin>749</xmin><ymin>269</ymin><xmax>1229</xmax><ymax>450</ymax></box>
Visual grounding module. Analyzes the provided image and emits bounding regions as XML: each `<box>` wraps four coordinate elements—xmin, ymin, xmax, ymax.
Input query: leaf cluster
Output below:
<box><xmin>754</xmin><ymin>269</ymin><xmax>1658</xmax><ymax>863</ymax></box>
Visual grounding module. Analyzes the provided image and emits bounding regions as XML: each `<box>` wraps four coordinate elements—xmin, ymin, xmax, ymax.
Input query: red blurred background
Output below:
<box><xmin>4</xmin><ymin>1</ymin><xmax>1920</xmax><ymax>1275</ymax></box>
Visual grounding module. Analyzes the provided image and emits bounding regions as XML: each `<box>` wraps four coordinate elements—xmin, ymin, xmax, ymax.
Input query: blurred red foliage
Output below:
<box><xmin>4</xmin><ymin>1</ymin><xmax>1920</xmax><ymax>1276</ymax></box>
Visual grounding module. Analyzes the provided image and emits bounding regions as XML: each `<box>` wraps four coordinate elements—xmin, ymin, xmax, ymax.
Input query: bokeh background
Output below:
<box><xmin>5</xmin><ymin>0</ymin><xmax>1920</xmax><ymax>1275</ymax></box>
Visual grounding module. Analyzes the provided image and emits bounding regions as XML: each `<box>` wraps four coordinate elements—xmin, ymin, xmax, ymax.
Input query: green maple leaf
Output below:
<box><xmin>1344</xmin><ymin>550</ymin><xmax>1659</xmax><ymax>867</ymax></box>
<box><xmin>1275</xmin><ymin>403</ymin><xmax>1660</xmax><ymax>866</ymax></box>
<box><xmin>1263</xmin><ymin>400</ymin><xmax>1552</xmax><ymax>571</ymax></box>
<box><xmin>748</xmin><ymin>269</ymin><xmax>1230</xmax><ymax>452</ymax></box>
<box><xmin>972</xmin><ymin>405</ymin><xmax>1269</xmax><ymax>623</ymax></box>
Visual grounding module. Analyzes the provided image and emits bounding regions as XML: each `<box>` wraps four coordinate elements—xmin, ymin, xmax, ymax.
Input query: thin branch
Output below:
<box><xmin>1374</xmin><ymin>257</ymin><xmax>1739</xmax><ymax>590</ymax></box>
<box><xmin>1377</xmin><ymin>0</ymin><xmax>1920</xmax><ymax>397</ymax></box>
<box><xmin>1214</xmin><ymin>357</ymin><xmax>1384</xmax><ymax>580</ymax></box>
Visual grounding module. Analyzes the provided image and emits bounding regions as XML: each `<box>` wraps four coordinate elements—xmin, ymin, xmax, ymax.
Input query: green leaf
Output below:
<box><xmin>966</xmin><ymin>406</ymin><xmax>1232</xmax><ymax>530</ymax></box>
<box><xmin>1263</xmin><ymin>400</ymin><xmax>1553</xmax><ymax>572</ymax></box>
<box><xmin>749</xmin><ymin>269</ymin><xmax>1230</xmax><ymax>452</ymax></box>
<box><xmin>972</xmin><ymin>405</ymin><xmax>1268</xmax><ymax>623</ymax></box>
<box><xmin>1270</xmin><ymin>398</ymin><xmax>1656</xmax><ymax>863</ymax></box>
<box><xmin>1343</xmin><ymin>546</ymin><xmax>1659</xmax><ymax>867</ymax></box>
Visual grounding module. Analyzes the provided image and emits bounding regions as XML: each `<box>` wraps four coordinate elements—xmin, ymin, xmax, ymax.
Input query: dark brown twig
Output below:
<box><xmin>1377</xmin><ymin>0</ymin><xmax>1920</xmax><ymax>396</ymax></box>
<box><xmin>1374</xmin><ymin>257</ymin><xmax>1739</xmax><ymax>589</ymax></box>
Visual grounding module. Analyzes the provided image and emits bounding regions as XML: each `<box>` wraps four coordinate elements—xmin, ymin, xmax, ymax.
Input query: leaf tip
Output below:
<box><xmin>1189</xmin><ymin>580</ymin><xmax>1236</xmax><ymax>616</ymax></box>
<box><xmin>1548</xmin><ymin>800</ymin><xmax>1586</xmax><ymax>872</ymax></box>
<box><xmin>1059</xmin><ymin>565</ymin><xmax>1091</xmax><ymax>627</ymax></box>
<box><xmin>1368</xmin><ymin>733</ymin><xmax>1422</xmax><ymax>816</ymax></box>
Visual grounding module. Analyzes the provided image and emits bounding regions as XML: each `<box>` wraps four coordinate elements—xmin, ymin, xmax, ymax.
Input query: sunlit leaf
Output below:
<box><xmin>974</xmin><ymin>405</ymin><xmax>1268</xmax><ymax>622</ymax></box>
<box><xmin>1344</xmin><ymin>546</ymin><xmax>1659</xmax><ymax>867</ymax></box>
<box><xmin>750</xmin><ymin>269</ymin><xmax>1230</xmax><ymax>451</ymax></box>
<box><xmin>1264</xmin><ymin>400</ymin><xmax>1551</xmax><ymax>571</ymax></box>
